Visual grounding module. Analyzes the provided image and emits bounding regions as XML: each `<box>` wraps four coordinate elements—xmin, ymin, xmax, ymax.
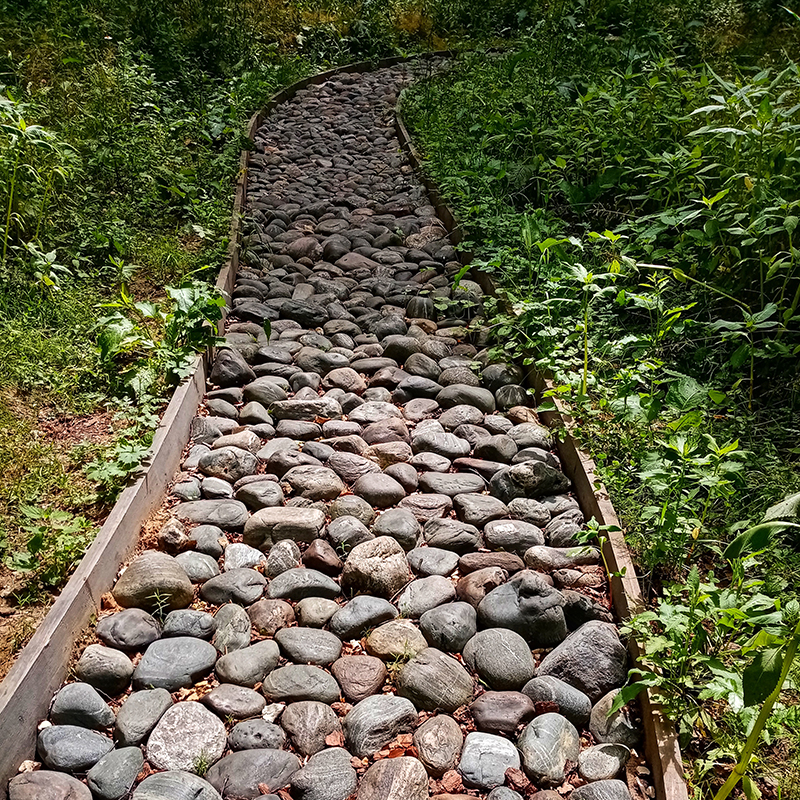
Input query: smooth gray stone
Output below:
<box><xmin>419</xmin><ymin>601</ymin><xmax>477</xmax><ymax>653</ymax></box>
<box><xmin>372</xmin><ymin>507</ymin><xmax>420</xmax><ymax>551</ymax></box>
<box><xmin>174</xmin><ymin>499</ymin><xmax>249</xmax><ymax>529</ymax></box>
<box><xmin>418</xmin><ymin>472</ymin><xmax>485</xmax><ymax>497</ymax></box>
<box><xmin>175</xmin><ymin>550</ymin><xmax>220</xmax><ymax>583</ymax></box>
<box><xmin>352</xmin><ymin>473</ymin><xmax>406</xmax><ymax>508</ymax></box>
<box><xmin>87</xmin><ymin>747</ymin><xmax>143</xmax><ymax>800</ymax></box>
<box><xmin>290</xmin><ymin>747</ymin><xmax>357</xmax><ymax>800</ymax></box>
<box><xmin>458</xmin><ymin>731</ymin><xmax>521</xmax><ymax>789</ymax></box>
<box><xmin>453</xmin><ymin>494</ymin><xmax>509</xmax><ymax>527</ymax></box>
<box><xmin>275</xmin><ymin>627</ymin><xmax>342</xmax><ymax>666</ymax></box>
<box><xmin>407</xmin><ymin>546</ymin><xmax>459</xmax><ymax>577</ymax></box>
<box><xmin>478</xmin><ymin>570</ymin><xmax>568</xmax><ymax>647</ymax></box>
<box><xmin>133</xmin><ymin>771</ymin><xmax>222</xmax><ymax>800</ymax></box>
<box><xmin>198</xmin><ymin>447</ymin><xmax>258</xmax><ymax>482</ymax></box>
<box><xmin>268</xmin><ymin>568</ymin><xmax>341</xmax><ymax>601</ymax></box>
<box><xmin>483</xmin><ymin>519</ymin><xmax>544</xmax><ymax>555</ymax></box>
<box><xmin>174</xmin><ymin>478</ymin><xmax>201</xmax><ymax>501</ymax></box>
<box><xmin>281</xmin><ymin>701</ymin><xmax>342</xmax><ymax>755</ymax></box>
<box><xmin>74</xmin><ymin>645</ymin><xmax>133</xmax><ymax>696</ymax></box>
<box><xmin>203</xmin><ymin>683</ymin><xmax>265</xmax><ymax>719</ymax></box>
<box><xmin>439</xmin><ymin>403</ymin><xmax>483</xmax><ymax>429</ymax></box>
<box><xmin>396</xmin><ymin>575</ymin><xmax>455</xmax><ymax>618</ymax></box>
<box><xmin>282</xmin><ymin>465</ymin><xmax>344</xmax><ymax>501</ymax></box>
<box><xmin>329</xmin><ymin>494</ymin><xmax>375</xmax><ymax>526</ymax></box>
<box><xmin>517</xmin><ymin>713</ymin><xmax>580</xmax><ymax>785</ymax></box>
<box><xmin>330</xmin><ymin>595</ymin><xmax>399</xmax><ymax>640</ymax></box>
<box><xmin>508</xmin><ymin>422</ymin><xmax>552</xmax><ymax>449</ymax></box>
<box><xmin>96</xmin><ymin>608</ymin><xmax>161</xmax><ymax>652</ymax></box>
<box><xmin>327</xmin><ymin>515</ymin><xmax>374</xmax><ymax>551</ymax></box>
<box><xmin>579</xmin><ymin>743</ymin><xmax>630</xmax><ymax>782</ymax></box>
<box><xmin>205</xmin><ymin>749</ymin><xmax>300</xmax><ymax>799</ymax></box>
<box><xmin>242</xmin><ymin>376</ymin><xmax>289</xmax><ymax>405</ymax></box>
<box><xmin>201</xmin><ymin>568</ymin><xmax>266</xmax><ymax>605</ymax></box>
<box><xmin>192</xmin><ymin>525</ymin><xmax>226</xmax><ymax>557</ymax></box>
<box><xmin>536</xmin><ymin>621</ymin><xmax>627</xmax><ymax>702</ymax></box>
<box><xmin>487</xmin><ymin>788</ymin><xmax>524</xmax><ymax>800</ymax></box>
<box><xmin>423</xmin><ymin>517</ymin><xmax>481</xmax><ymax>554</ymax></box>
<box><xmin>201</xmin><ymin>476</ymin><xmax>234</xmax><ymax>499</ymax></box>
<box><xmin>327</xmin><ymin>452</ymin><xmax>381</xmax><ymax>484</ymax></box>
<box><xmin>571</xmin><ymin>780</ymin><xmax>633</xmax><ymax>800</ymax></box>
<box><xmin>412</xmin><ymin>714</ymin><xmax>462</xmax><ymax>777</ymax></box>
<box><xmin>437</xmin><ymin>384</ymin><xmax>495</xmax><ymax>413</ymax></box>
<box><xmin>343</xmin><ymin>694</ymin><xmax>418</xmax><ymax>757</ymax></box>
<box><xmin>8</xmin><ymin>770</ymin><xmax>92</xmax><ymax>800</ymax></box>
<box><xmin>463</xmin><ymin>628</ymin><xmax>535</xmax><ymax>690</ymax></box>
<box><xmin>228</xmin><ymin>719</ymin><xmax>286</xmax><ymax>751</ymax></box>
<box><xmin>37</xmin><ymin>725</ymin><xmax>113</xmax><ymax>772</ymax></box>
<box><xmin>211</xmin><ymin>348</ymin><xmax>256</xmax><ymax>387</ymax></box>
<box><xmin>508</xmin><ymin>497</ymin><xmax>551</xmax><ymax>526</ymax></box>
<box><xmin>235</xmin><ymin>479</ymin><xmax>285</xmax><ymax>511</ymax></box>
<box><xmin>212</xmin><ymin>604</ymin><xmax>252</xmax><ymax>654</ymax></box>
<box><xmin>162</xmin><ymin>609</ymin><xmax>216</xmax><ymax>639</ymax></box>
<box><xmin>522</xmin><ymin>675</ymin><xmax>592</xmax><ymax>726</ymax></box>
<box><xmin>396</xmin><ymin>647</ymin><xmax>473</xmax><ymax>712</ymax></box>
<box><xmin>411</xmin><ymin>429</ymin><xmax>470</xmax><ymax>460</ymax></box>
<box><xmin>50</xmin><ymin>682</ymin><xmax>115</xmax><ymax>729</ymax></box>
<box><xmin>590</xmin><ymin>690</ymin><xmax>641</xmax><ymax>747</ymax></box>
<box><xmin>524</xmin><ymin>545</ymin><xmax>599</xmax><ymax>571</ymax></box>
<box><xmin>133</xmin><ymin>637</ymin><xmax>217</xmax><ymax>691</ymax></box>
<box><xmin>216</xmin><ymin>639</ymin><xmax>280</xmax><ymax>687</ymax></box>
<box><xmin>261</xmin><ymin>665</ymin><xmax>340</xmax><ymax>704</ymax></box>
<box><xmin>474</xmin><ymin>434</ymin><xmax>518</xmax><ymax>462</ymax></box>
<box><xmin>244</xmin><ymin>506</ymin><xmax>326</xmax><ymax>549</ymax></box>
<box><xmin>115</xmin><ymin>688</ymin><xmax>172</xmax><ymax>746</ymax></box>
<box><xmin>357</xmin><ymin>757</ymin><xmax>428</xmax><ymax>800</ymax></box>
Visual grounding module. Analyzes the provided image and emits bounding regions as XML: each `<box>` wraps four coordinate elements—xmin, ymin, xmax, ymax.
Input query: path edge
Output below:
<box><xmin>0</xmin><ymin>50</ymin><xmax>454</xmax><ymax>798</ymax></box>
<box><xmin>395</xmin><ymin>94</ymin><xmax>690</xmax><ymax>800</ymax></box>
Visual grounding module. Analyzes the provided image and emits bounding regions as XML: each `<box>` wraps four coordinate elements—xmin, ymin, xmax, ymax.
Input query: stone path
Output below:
<box><xmin>9</xmin><ymin>64</ymin><xmax>647</xmax><ymax>800</ymax></box>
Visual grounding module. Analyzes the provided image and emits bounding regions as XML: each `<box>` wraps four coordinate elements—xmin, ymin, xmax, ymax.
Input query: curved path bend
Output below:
<box><xmin>9</xmin><ymin>64</ymin><xmax>644</xmax><ymax>800</ymax></box>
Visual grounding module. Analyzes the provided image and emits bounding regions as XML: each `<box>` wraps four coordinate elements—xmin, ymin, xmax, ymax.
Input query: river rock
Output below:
<box><xmin>147</xmin><ymin>701</ymin><xmax>227</xmax><ymax>772</ymax></box>
<box><xmin>291</xmin><ymin>747</ymin><xmax>358</xmax><ymax>800</ymax></box>
<box><xmin>571</xmin><ymin>781</ymin><xmax>632</xmax><ymax>800</ymax></box>
<box><xmin>276</xmin><ymin>627</ymin><xmax>342</xmax><ymax>666</ymax></box>
<box><xmin>522</xmin><ymin>676</ymin><xmax>592</xmax><ymax>726</ymax></box>
<box><xmin>590</xmin><ymin>690</ymin><xmax>640</xmax><ymax>747</ymax></box>
<box><xmin>343</xmin><ymin>694</ymin><xmax>418</xmax><ymax>757</ymax></box>
<box><xmin>96</xmin><ymin>608</ymin><xmax>160</xmax><ymax>652</ymax></box>
<box><xmin>205</xmin><ymin>749</ymin><xmax>300</xmax><ymax>798</ymax></box>
<box><xmin>243</xmin><ymin>506</ymin><xmax>326</xmax><ymax>549</ymax></box>
<box><xmin>365</xmin><ymin>618</ymin><xmax>428</xmax><ymax>660</ymax></box>
<box><xmin>115</xmin><ymin>688</ymin><xmax>172</xmax><ymax>746</ymax></box>
<box><xmin>268</xmin><ymin>568</ymin><xmax>341</xmax><ymax>601</ymax></box>
<box><xmin>463</xmin><ymin>628</ymin><xmax>535</xmax><ymax>690</ymax></box>
<box><xmin>132</xmin><ymin>771</ymin><xmax>222</xmax><ymax>800</ymax></box>
<box><xmin>407</xmin><ymin>546</ymin><xmax>459</xmax><ymax>577</ymax></box>
<box><xmin>517</xmin><ymin>713</ymin><xmax>579</xmax><ymax>785</ymax></box>
<box><xmin>261</xmin><ymin>665</ymin><xmax>340</xmax><ymax>704</ymax></box>
<box><xmin>357</xmin><ymin>757</ymin><xmax>428</xmax><ymax>800</ymax></box>
<box><xmin>228</xmin><ymin>719</ymin><xmax>286</xmax><ymax>751</ymax></box>
<box><xmin>201</xmin><ymin>568</ymin><xmax>266</xmax><ymax>606</ymax></box>
<box><xmin>490</xmin><ymin>461</ymin><xmax>570</xmax><ymax>503</ymax></box>
<box><xmin>419</xmin><ymin>602</ymin><xmax>476</xmax><ymax>653</ymax></box>
<box><xmin>216</xmin><ymin>639</ymin><xmax>280</xmax><ymax>686</ymax></box>
<box><xmin>86</xmin><ymin>746</ymin><xmax>143</xmax><ymax>800</ymax></box>
<box><xmin>579</xmin><ymin>743</ymin><xmax>630</xmax><ymax>781</ymax></box>
<box><xmin>396</xmin><ymin>648</ymin><xmax>474</xmax><ymax>711</ymax></box>
<box><xmin>397</xmin><ymin>575</ymin><xmax>456</xmax><ymax>618</ymax></box>
<box><xmin>112</xmin><ymin>551</ymin><xmax>193</xmax><ymax>612</ymax></box>
<box><xmin>341</xmin><ymin>536</ymin><xmax>410</xmax><ymax>598</ymax></box>
<box><xmin>133</xmin><ymin>637</ymin><xmax>217</xmax><ymax>691</ymax></box>
<box><xmin>373</xmin><ymin>507</ymin><xmax>421</xmax><ymax>550</ymax></box>
<box><xmin>248</xmin><ymin>598</ymin><xmax>295</xmax><ymax>635</ymax></box>
<box><xmin>469</xmin><ymin>691</ymin><xmax>536</xmax><ymax>735</ymax></box>
<box><xmin>37</xmin><ymin>725</ymin><xmax>113</xmax><ymax>772</ymax></box>
<box><xmin>50</xmin><ymin>682</ymin><xmax>115</xmax><ymax>729</ymax></box>
<box><xmin>331</xmin><ymin>595</ymin><xmax>398</xmax><ymax>640</ymax></box>
<box><xmin>412</xmin><ymin>714</ymin><xmax>463</xmax><ymax>777</ymax></box>
<box><xmin>281</xmin><ymin>701</ymin><xmax>342</xmax><ymax>755</ymax></box>
<box><xmin>331</xmin><ymin>656</ymin><xmax>387</xmax><ymax>703</ymax></box>
<box><xmin>8</xmin><ymin>771</ymin><xmax>92</xmax><ymax>800</ymax></box>
<box><xmin>458</xmin><ymin>731</ymin><xmax>521</xmax><ymax>790</ymax></box>
<box><xmin>74</xmin><ymin>645</ymin><xmax>133</xmax><ymax>696</ymax></box>
<box><xmin>203</xmin><ymin>683</ymin><xmax>265</xmax><ymax>719</ymax></box>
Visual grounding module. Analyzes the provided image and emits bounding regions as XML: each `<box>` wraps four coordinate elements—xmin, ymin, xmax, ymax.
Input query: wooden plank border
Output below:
<box><xmin>395</xmin><ymin>98</ymin><xmax>689</xmax><ymax>800</ymax></box>
<box><xmin>0</xmin><ymin>51</ymin><xmax>456</xmax><ymax>798</ymax></box>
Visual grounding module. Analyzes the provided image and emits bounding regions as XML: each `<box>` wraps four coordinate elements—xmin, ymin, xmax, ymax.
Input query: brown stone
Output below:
<box><xmin>331</xmin><ymin>656</ymin><xmax>387</xmax><ymax>703</ymax></box>
<box><xmin>357</xmin><ymin>756</ymin><xmax>428</xmax><ymax>800</ymax></box>
<box><xmin>247</xmin><ymin>598</ymin><xmax>295</xmax><ymax>636</ymax></box>
<box><xmin>365</xmin><ymin>620</ymin><xmax>427</xmax><ymax>661</ymax></box>
<box><xmin>458</xmin><ymin>552</ymin><xmax>525</xmax><ymax>575</ymax></box>
<box><xmin>412</xmin><ymin>715</ymin><xmax>463</xmax><ymax>777</ymax></box>
<box><xmin>469</xmin><ymin>691</ymin><xmax>536</xmax><ymax>735</ymax></box>
<box><xmin>303</xmin><ymin>538</ymin><xmax>343</xmax><ymax>575</ymax></box>
<box><xmin>455</xmin><ymin>567</ymin><xmax>508</xmax><ymax>608</ymax></box>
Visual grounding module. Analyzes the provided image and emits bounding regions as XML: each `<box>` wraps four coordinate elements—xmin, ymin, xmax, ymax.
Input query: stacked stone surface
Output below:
<box><xmin>13</xmin><ymin>63</ymin><xmax>641</xmax><ymax>800</ymax></box>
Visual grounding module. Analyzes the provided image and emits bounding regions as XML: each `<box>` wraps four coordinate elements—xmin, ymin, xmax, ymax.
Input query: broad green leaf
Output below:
<box><xmin>763</xmin><ymin>490</ymin><xmax>800</xmax><ymax>522</ymax></box>
<box><xmin>743</xmin><ymin>646</ymin><xmax>784</xmax><ymax>707</ymax></box>
<box><xmin>665</xmin><ymin>374</ymin><xmax>705</xmax><ymax>412</ymax></box>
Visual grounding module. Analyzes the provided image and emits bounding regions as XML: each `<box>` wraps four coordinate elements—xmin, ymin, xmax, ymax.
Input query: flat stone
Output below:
<box><xmin>365</xmin><ymin>618</ymin><xmax>428</xmax><ymax>660</ymax></box>
<box><xmin>524</xmin><ymin>545</ymin><xmax>599</xmax><ymax>571</ymax></box>
<box><xmin>147</xmin><ymin>701</ymin><xmax>227</xmax><ymax>772</ymax></box>
<box><xmin>201</xmin><ymin>568</ymin><xmax>266</xmax><ymax>606</ymax></box>
<box><xmin>228</xmin><ymin>719</ymin><xmax>286</xmax><ymax>751</ymax></box>
<box><xmin>87</xmin><ymin>747</ymin><xmax>144</xmax><ymax>800</ymax></box>
<box><xmin>327</xmin><ymin>515</ymin><xmax>374</xmax><ymax>551</ymax></box>
<box><xmin>344</xmin><ymin>694</ymin><xmax>418</xmax><ymax>757</ymax></box>
<box><xmin>469</xmin><ymin>691</ymin><xmax>536</xmax><ymax>735</ymax></box>
<box><xmin>331</xmin><ymin>655</ymin><xmax>387</xmax><ymax>703</ymax></box>
<box><xmin>517</xmin><ymin>713</ymin><xmax>579</xmax><ymax>786</ymax></box>
<box><xmin>419</xmin><ymin>602</ymin><xmax>477</xmax><ymax>653</ymax></box>
<box><xmin>397</xmin><ymin>576</ymin><xmax>456</xmax><ymax>618</ymax></box>
<box><xmin>248</xmin><ymin>598</ymin><xmax>295</xmax><ymax>636</ymax></box>
<box><xmin>341</xmin><ymin>536</ymin><xmax>410</xmax><ymax>598</ymax></box>
<box><xmin>407</xmin><ymin>547</ymin><xmax>459</xmax><ymax>577</ymax></box>
<box><xmin>439</xmin><ymin>404</ymin><xmax>483</xmax><ymax>429</ymax></box>
<box><xmin>571</xmin><ymin>780</ymin><xmax>632</xmax><ymax>800</ymax></box>
<box><xmin>418</xmin><ymin>473</ymin><xmax>485</xmax><ymax>497</ymax></box>
<box><xmin>276</xmin><ymin>627</ymin><xmax>342</xmax><ymax>666</ymax></box>
<box><xmin>261</xmin><ymin>665</ymin><xmax>340</xmax><ymax>704</ymax></box>
<box><xmin>112</xmin><ymin>551</ymin><xmax>193</xmax><ymax>612</ymax></box>
<box><xmin>296</xmin><ymin>596</ymin><xmax>340</xmax><ymax>627</ymax></box>
<box><xmin>198</xmin><ymin>447</ymin><xmax>258</xmax><ymax>482</ymax></box>
<box><xmin>413</xmin><ymin>714</ymin><xmax>463</xmax><ymax>777</ymax></box>
<box><xmin>9</xmin><ymin>771</ymin><xmax>92</xmax><ymax>800</ymax></box>
<box><xmin>37</xmin><ymin>725</ymin><xmax>113</xmax><ymax>772</ymax></box>
<box><xmin>411</xmin><ymin>430</ymin><xmax>470</xmax><ymax>460</ymax></box>
<box><xmin>579</xmin><ymin>744</ymin><xmax>630</xmax><ymax>781</ymax></box>
<box><xmin>96</xmin><ymin>608</ymin><xmax>160</xmax><ymax>652</ymax></box>
<box><xmin>373</xmin><ymin>507</ymin><xmax>421</xmax><ymax>551</ymax></box>
<box><xmin>397</xmin><ymin>648</ymin><xmax>474</xmax><ymax>712</ymax></box>
<box><xmin>175</xmin><ymin>551</ymin><xmax>221</xmax><ymax>583</ymax></box>
<box><xmin>204</xmin><ymin>683</ymin><xmax>265</xmax><ymax>719</ymax></box>
<box><xmin>478</xmin><ymin>570</ymin><xmax>568</xmax><ymax>647</ymax></box>
<box><xmin>50</xmin><ymin>682</ymin><xmax>115</xmax><ymax>729</ymax></box>
<box><xmin>399</xmin><ymin>493</ymin><xmax>453</xmax><ymax>522</ymax></box>
<box><xmin>133</xmin><ymin>637</ymin><xmax>217</xmax><ymax>691</ymax></box>
<box><xmin>282</xmin><ymin>465</ymin><xmax>344</xmax><ymax>501</ymax></box>
<box><xmin>484</xmin><ymin>519</ymin><xmax>544</xmax><ymax>555</ymax></box>
<box><xmin>424</xmin><ymin>518</ymin><xmax>480</xmax><ymax>554</ymax></box>
<box><xmin>268</xmin><ymin>568</ymin><xmax>341</xmax><ymax>601</ymax></box>
<box><xmin>463</xmin><ymin>628</ymin><xmax>535</xmax><ymax>690</ymax></box>
<box><xmin>174</xmin><ymin>499</ymin><xmax>249</xmax><ymax>529</ymax></box>
<box><xmin>453</xmin><ymin>495</ymin><xmax>508</xmax><ymax>527</ymax></box>
<box><xmin>225</xmin><ymin>542</ymin><xmax>268</xmax><ymax>571</ymax></box>
<box><xmin>74</xmin><ymin>645</ymin><xmax>133</xmax><ymax>696</ymax></box>
<box><xmin>115</xmin><ymin>688</ymin><xmax>172</xmax><ymax>746</ymax></box>
<box><xmin>331</xmin><ymin>595</ymin><xmax>398</xmax><ymax>640</ymax></box>
<box><xmin>522</xmin><ymin>676</ymin><xmax>592</xmax><ymax>726</ymax></box>
<box><xmin>132</xmin><ymin>771</ymin><xmax>222</xmax><ymax>800</ymax></box>
<box><xmin>536</xmin><ymin>621</ymin><xmax>627</xmax><ymax>702</ymax></box>
<box><xmin>458</xmin><ymin>731</ymin><xmax>521</xmax><ymax>790</ymax></box>
<box><xmin>243</xmin><ymin>507</ymin><xmax>326</xmax><ymax>549</ymax></box>
<box><xmin>458</xmin><ymin>552</ymin><xmax>524</xmax><ymax>574</ymax></box>
<box><xmin>281</xmin><ymin>700</ymin><xmax>342</xmax><ymax>755</ymax></box>
<box><xmin>357</xmin><ymin>757</ymin><xmax>428</xmax><ymax>800</ymax></box>
<box><xmin>216</xmin><ymin>639</ymin><xmax>280</xmax><ymax>687</ymax></box>
<box><xmin>456</xmin><ymin>567</ymin><xmax>507</xmax><ymax>608</ymax></box>
<box><xmin>291</xmin><ymin>747</ymin><xmax>357</xmax><ymax>800</ymax></box>
<box><xmin>205</xmin><ymin>749</ymin><xmax>300</xmax><ymax>798</ymax></box>
<box><xmin>490</xmin><ymin>461</ymin><xmax>570</xmax><ymax>504</ymax></box>
<box><xmin>437</xmin><ymin>384</ymin><xmax>495</xmax><ymax>413</ymax></box>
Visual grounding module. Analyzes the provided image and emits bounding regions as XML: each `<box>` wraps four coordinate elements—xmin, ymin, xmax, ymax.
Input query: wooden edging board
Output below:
<box><xmin>395</xmin><ymin>96</ymin><xmax>690</xmax><ymax>800</ymax></box>
<box><xmin>0</xmin><ymin>50</ymin><xmax>459</xmax><ymax>798</ymax></box>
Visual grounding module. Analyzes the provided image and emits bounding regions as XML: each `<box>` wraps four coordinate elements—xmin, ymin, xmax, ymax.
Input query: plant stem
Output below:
<box><xmin>712</xmin><ymin>624</ymin><xmax>800</xmax><ymax>800</ymax></box>
<box><xmin>2</xmin><ymin>150</ymin><xmax>20</xmax><ymax>269</ymax></box>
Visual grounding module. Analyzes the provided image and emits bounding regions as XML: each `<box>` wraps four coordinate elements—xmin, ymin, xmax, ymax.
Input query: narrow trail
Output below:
<box><xmin>9</xmin><ymin>64</ymin><xmax>647</xmax><ymax>800</ymax></box>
